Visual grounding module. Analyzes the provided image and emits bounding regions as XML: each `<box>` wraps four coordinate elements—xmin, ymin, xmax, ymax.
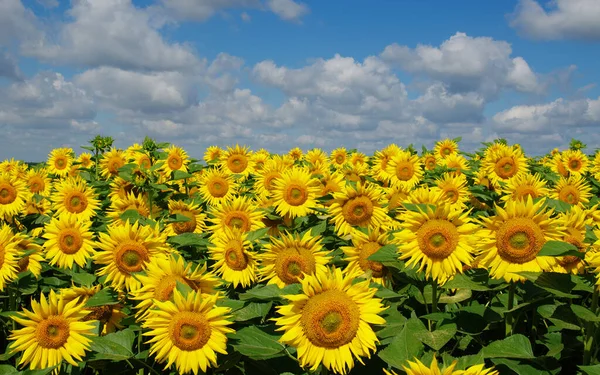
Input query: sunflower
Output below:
<box><xmin>340</xmin><ymin>162</ymin><xmax>369</xmax><ymax>183</ymax></box>
<box><xmin>475</xmin><ymin>197</ymin><xmax>564</xmax><ymax>282</ymax></box>
<box><xmin>421</xmin><ymin>153</ymin><xmax>438</xmax><ymax>171</ymax></box>
<box><xmin>272</xmin><ymin>167</ymin><xmax>321</xmax><ymax>219</ymax></box>
<box><xmin>474</xmin><ymin>168</ymin><xmax>493</xmax><ymax>190</ymax></box>
<box><xmin>24</xmin><ymin>168</ymin><xmax>51</xmax><ymax>197</ymax></box>
<box><xmin>274</xmin><ymin>267</ymin><xmax>387</xmax><ymax>375</ymax></box>
<box><xmin>394</xmin><ymin>201</ymin><xmax>479</xmax><ymax>284</ymax></box>
<box><xmin>13</xmin><ymin>233</ymin><xmax>44</xmax><ymax>278</ymax></box>
<box><xmin>0</xmin><ymin>224</ymin><xmax>20</xmax><ymax>291</ymax></box>
<box><xmin>162</xmin><ymin>145</ymin><xmax>189</xmax><ymax>175</ymax></box>
<box><xmin>370</xmin><ymin>145</ymin><xmax>401</xmax><ymax>183</ymax></box>
<box><xmin>131</xmin><ymin>149</ymin><xmax>152</xmax><ymax>170</ymax></box>
<box><xmin>433</xmin><ymin>173</ymin><xmax>469</xmax><ymax>210</ymax></box>
<box><xmin>43</xmin><ymin>214</ymin><xmax>95</xmax><ymax>269</ymax></box>
<box><xmin>106</xmin><ymin>192</ymin><xmax>151</xmax><ymax>224</ymax></box>
<box><xmin>131</xmin><ymin>255</ymin><xmax>220</xmax><ymax>320</ymax></box>
<box><xmin>306</xmin><ymin>148</ymin><xmax>329</xmax><ymax>166</ymax></box>
<box><xmin>385</xmin><ymin>150</ymin><xmax>423</xmax><ymax>189</ymax></box>
<box><xmin>330</xmin><ymin>147</ymin><xmax>348</xmax><ymax>169</ymax></box>
<box><xmin>204</xmin><ymin>145</ymin><xmax>223</xmax><ymax>164</ymax></box>
<box><xmin>209</xmin><ymin>196</ymin><xmax>265</xmax><ymax>234</ymax></box>
<box><xmin>561</xmin><ymin>149</ymin><xmax>589</xmax><ymax>176</ymax></box>
<box><xmin>61</xmin><ymin>285</ymin><xmax>126</xmax><ymax>335</ymax></box>
<box><xmin>548</xmin><ymin>152</ymin><xmax>570</xmax><ymax>178</ymax></box>
<box><xmin>500</xmin><ymin>173</ymin><xmax>549</xmax><ymax>203</ymax></box>
<box><xmin>481</xmin><ymin>143</ymin><xmax>528</xmax><ymax>187</ymax></box>
<box><xmin>8</xmin><ymin>290</ymin><xmax>96</xmax><ymax>371</ymax></box>
<box><xmin>165</xmin><ymin>200</ymin><xmax>206</xmax><ymax>236</ymax></box>
<box><xmin>317</xmin><ymin>172</ymin><xmax>346</xmax><ymax>201</ymax></box>
<box><xmin>397</xmin><ymin>356</ymin><xmax>499</xmax><ymax>375</ymax></box>
<box><xmin>94</xmin><ymin>220</ymin><xmax>171</xmax><ymax>291</ymax></box>
<box><xmin>0</xmin><ymin>159</ymin><xmax>25</xmax><ymax>176</ymax></box>
<box><xmin>550</xmin><ymin>174</ymin><xmax>592</xmax><ymax>206</ymax></box>
<box><xmin>47</xmin><ymin>147</ymin><xmax>74</xmax><ymax>177</ymax></box>
<box><xmin>24</xmin><ymin>195</ymin><xmax>51</xmax><ymax>217</ymax></box>
<box><xmin>254</xmin><ymin>160</ymin><xmax>284</xmax><ymax>199</ymax></box>
<box><xmin>384</xmin><ymin>184</ymin><xmax>411</xmax><ymax>212</ymax></box>
<box><xmin>553</xmin><ymin>205</ymin><xmax>589</xmax><ymax>274</ymax></box>
<box><xmin>51</xmin><ymin>177</ymin><xmax>100</xmax><ymax>221</ymax></box>
<box><xmin>441</xmin><ymin>153</ymin><xmax>470</xmax><ymax>176</ymax></box>
<box><xmin>350</xmin><ymin>152</ymin><xmax>368</xmax><ymax>166</ymax></box>
<box><xmin>100</xmin><ymin>148</ymin><xmax>126</xmax><ymax>179</ymax></box>
<box><xmin>221</xmin><ymin>144</ymin><xmax>254</xmax><ymax>178</ymax></box>
<box><xmin>143</xmin><ymin>290</ymin><xmax>234</xmax><ymax>375</ymax></box>
<box><xmin>0</xmin><ymin>173</ymin><xmax>29</xmax><ymax>218</ymax></box>
<box><xmin>342</xmin><ymin>228</ymin><xmax>391</xmax><ymax>285</ymax></box>
<box><xmin>329</xmin><ymin>182</ymin><xmax>389</xmax><ymax>237</ymax></box>
<box><xmin>288</xmin><ymin>147</ymin><xmax>303</xmax><ymax>161</ymax></box>
<box><xmin>592</xmin><ymin>151</ymin><xmax>600</xmax><ymax>181</ymax></box>
<box><xmin>434</xmin><ymin>139</ymin><xmax>459</xmax><ymax>159</ymax></box>
<box><xmin>76</xmin><ymin>152</ymin><xmax>94</xmax><ymax>169</ymax></box>
<box><xmin>199</xmin><ymin>167</ymin><xmax>237</xmax><ymax>206</ymax></box>
<box><xmin>209</xmin><ymin>227</ymin><xmax>257</xmax><ymax>288</ymax></box>
<box><xmin>252</xmin><ymin>149</ymin><xmax>271</xmax><ymax>172</ymax></box>
<box><xmin>259</xmin><ymin>231</ymin><xmax>331</xmax><ymax>288</ymax></box>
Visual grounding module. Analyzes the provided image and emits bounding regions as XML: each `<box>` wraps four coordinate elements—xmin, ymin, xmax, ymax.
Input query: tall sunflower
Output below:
<box><xmin>433</xmin><ymin>173</ymin><xmax>469</xmax><ymax>210</ymax></box>
<box><xmin>60</xmin><ymin>285</ymin><xmax>126</xmax><ymax>335</ymax></box>
<box><xmin>342</xmin><ymin>228</ymin><xmax>391</xmax><ymax>285</ymax></box>
<box><xmin>8</xmin><ymin>290</ymin><xmax>96</xmax><ymax>371</ymax></box>
<box><xmin>0</xmin><ymin>173</ymin><xmax>29</xmax><ymax>218</ymax></box>
<box><xmin>162</xmin><ymin>145</ymin><xmax>189</xmax><ymax>175</ymax></box>
<box><xmin>476</xmin><ymin>197</ymin><xmax>564</xmax><ymax>282</ymax></box>
<box><xmin>0</xmin><ymin>224</ymin><xmax>20</xmax><ymax>291</ymax></box>
<box><xmin>12</xmin><ymin>233</ymin><xmax>44</xmax><ymax>278</ymax></box>
<box><xmin>43</xmin><ymin>214</ymin><xmax>95</xmax><ymax>269</ymax></box>
<box><xmin>106</xmin><ymin>192</ymin><xmax>151</xmax><ymax>224</ymax></box>
<box><xmin>272</xmin><ymin>167</ymin><xmax>321</xmax><ymax>218</ymax></box>
<box><xmin>221</xmin><ymin>144</ymin><xmax>254</xmax><ymax>178</ymax></box>
<box><xmin>200</xmin><ymin>167</ymin><xmax>237</xmax><ymax>206</ymax></box>
<box><xmin>204</xmin><ymin>145</ymin><xmax>223</xmax><ymax>164</ymax></box>
<box><xmin>165</xmin><ymin>200</ymin><xmax>206</xmax><ymax>236</ymax></box>
<box><xmin>24</xmin><ymin>168</ymin><xmax>51</xmax><ymax>197</ymax></box>
<box><xmin>500</xmin><ymin>173</ymin><xmax>549</xmax><ymax>203</ymax></box>
<box><xmin>385</xmin><ymin>150</ymin><xmax>423</xmax><ymax>189</ymax></box>
<box><xmin>481</xmin><ymin>143</ymin><xmax>528</xmax><ymax>187</ymax></box>
<box><xmin>94</xmin><ymin>221</ymin><xmax>171</xmax><ymax>291</ymax></box>
<box><xmin>209</xmin><ymin>196</ymin><xmax>265</xmax><ymax>234</ymax></box>
<box><xmin>51</xmin><ymin>177</ymin><xmax>100</xmax><ymax>221</ymax></box>
<box><xmin>143</xmin><ymin>290</ymin><xmax>234</xmax><ymax>375</ymax></box>
<box><xmin>397</xmin><ymin>356</ymin><xmax>499</xmax><ymax>375</ymax></box>
<box><xmin>394</xmin><ymin>201</ymin><xmax>480</xmax><ymax>284</ymax></box>
<box><xmin>330</xmin><ymin>147</ymin><xmax>348</xmax><ymax>169</ymax></box>
<box><xmin>434</xmin><ymin>139</ymin><xmax>459</xmax><ymax>159</ymax></box>
<box><xmin>553</xmin><ymin>205</ymin><xmax>589</xmax><ymax>274</ymax></box>
<box><xmin>100</xmin><ymin>148</ymin><xmax>127</xmax><ymax>179</ymax></box>
<box><xmin>561</xmin><ymin>149</ymin><xmax>589</xmax><ymax>176</ymax></box>
<box><xmin>77</xmin><ymin>152</ymin><xmax>94</xmax><ymax>169</ymax></box>
<box><xmin>47</xmin><ymin>148</ymin><xmax>74</xmax><ymax>177</ymax></box>
<box><xmin>371</xmin><ymin>145</ymin><xmax>401</xmax><ymax>183</ymax></box>
<box><xmin>550</xmin><ymin>174</ymin><xmax>592</xmax><ymax>206</ymax></box>
<box><xmin>274</xmin><ymin>267</ymin><xmax>387</xmax><ymax>375</ymax></box>
<box><xmin>253</xmin><ymin>160</ymin><xmax>284</xmax><ymax>199</ymax></box>
<box><xmin>441</xmin><ymin>153</ymin><xmax>470</xmax><ymax>176</ymax></box>
<box><xmin>209</xmin><ymin>227</ymin><xmax>257</xmax><ymax>288</ymax></box>
<box><xmin>305</xmin><ymin>148</ymin><xmax>329</xmax><ymax>166</ymax></box>
<box><xmin>421</xmin><ymin>152</ymin><xmax>438</xmax><ymax>171</ymax></box>
<box><xmin>259</xmin><ymin>231</ymin><xmax>331</xmax><ymax>287</ymax></box>
<box><xmin>329</xmin><ymin>182</ymin><xmax>389</xmax><ymax>237</ymax></box>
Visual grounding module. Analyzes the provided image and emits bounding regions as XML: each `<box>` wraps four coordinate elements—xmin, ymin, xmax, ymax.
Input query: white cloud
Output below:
<box><xmin>0</xmin><ymin>0</ymin><xmax>41</xmax><ymax>47</ymax></box>
<box><xmin>0</xmin><ymin>52</ymin><xmax>22</xmax><ymax>80</ymax></box>
<box><xmin>415</xmin><ymin>83</ymin><xmax>485</xmax><ymax>124</ymax></box>
<box><xmin>381</xmin><ymin>32</ymin><xmax>543</xmax><ymax>98</ymax></box>
<box><xmin>510</xmin><ymin>0</ymin><xmax>600</xmax><ymax>40</ymax></box>
<box><xmin>266</xmin><ymin>0</ymin><xmax>309</xmax><ymax>21</ymax></box>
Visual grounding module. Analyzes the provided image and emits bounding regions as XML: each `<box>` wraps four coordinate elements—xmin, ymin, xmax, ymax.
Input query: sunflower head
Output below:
<box><xmin>100</xmin><ymin>148</ymin><xmax>127</xmax><ymax>179</ymax></box>
<box><xmin>47</xmin><ymin>148</ymin><xmax>74</xmax><ymax>177</ymax></box>
<box><xmin>434</xmin><ymin>139</ymin><xmax>459</xmax><ymax>159</ymax></box>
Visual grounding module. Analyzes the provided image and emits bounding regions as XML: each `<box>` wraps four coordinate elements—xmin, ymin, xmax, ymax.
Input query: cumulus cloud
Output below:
<box><xmin>0</xmin><ymin>52</ymin><xmax>22</xmax><ymax>80</ymax></box>
<box><xmin>510</xmin><ymin>0</ymin><xmax>600</xmax><ymax>41</ymax></box>
<box><xmin>265</xmin><ymin>0</ymin><xmax>309</xmax><ymax>21</ymax></box>
<box><xmin>0</xmin><ymin>0</ymin><xmax>41</xmax><ymax>47</ymax></box>
<box><xmin>381</xmin><ymin>32</ymin><xmax>543</xmax><ymax>98</ymax></box>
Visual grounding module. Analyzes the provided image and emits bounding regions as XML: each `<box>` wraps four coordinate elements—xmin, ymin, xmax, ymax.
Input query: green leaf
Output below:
<box><xmin>176</xmin><ymin>280</ymin><xmax>193</xmax><ymax>297</ymax></box>
<box><xmin>482</xmin><ymin>334</ymin><xmax>535</xmax><ymax>359</ymax></box>
<box><xmin>168</xmin><ymin>233</ymin><xmax>210</xmax><ymax>247</ymax></box>
<box><xmin>367</xmin><ymin>244</ymin><xmax>398</xmax><ymax>263</ymax></box>
<box><xmin>538</xmin><ymin>304</ymin><xmax>581</xmax><ymax>330</ymax></box>
<box><xmin>172</xmin><ymin>170</ymin><xmax>194</xmax><ymax>180</ymax></box>
<box><xmin>376</xmin><ymin>305</ymin><xmax>407</xmax><ymax>339</ymax></box>
<box><xmin>233</xmin><ymin>302</ymin><xmax>273</xmax><ymax>322</ymax></box>
<box><xmin>246</xmin><ymin>227</ymin><xmax>270</xmax><ymax>242</ymax></box>
<box><xmin>518</xmin><ymin>272</ymin><xmax>579</xmax><ymax>298</ymax></box>
<box><xmin>0</xmin><ymin>365</ymin><xmax>18</xmax><ymax>375</ymax></box>
<box><xmin>84</xmin><ymin>287</ymin><xmax>119</xmax><ymax>307</ymax></box>
<box><xmin>414</xmin><ymin>323</ymin><xmax>457</xmax><ymax>350</ymax></box>
<box><xmin>378</xmin><ymin>317</ymin><xmax>426</xmax><ymax>368</ymax></box>
<box><xmin>20</xmin><ymin>367</ymin><xmax>59</xmax><ymax>375</ymax></box>
<box><xmin>580</xmin><ymin>365</ymin><xmax>600</xmax><ymax>375</ymax></box>
<box><xmin>89</xmin><ymin>329</ymin><xmax>135</xmax><ymax>361</ymax></box>
<box><xmin>119</xmin><ymin>209</ymin><xmax>144</xmax><ymax>224</ymax></box>
<box><xmin>71</xmin><ymin>271</ymin><xmax>96</xmax><ymax>287</ymax></box>
<box><xmin>164</xmin><ymin>213</ymin><xmax>192</xmax><ymax>223</ymax></box>
<box><xmin>310</xmin><ymin>220</ymin><xmax>327</xmax><ymax>236</ymax></box>
<box><xmin>230</xmin><ymin>326</ymin><xmax>285</xmax><ymax>360</ymax></box>
<box><xmin>538</xmin><ymin>240</ymin><xmax>582</xmax><ymax>258</ymax></box>
<box><xmin>239</xmin><ymin>284</ymin><xmax>300</xmax><ymax>301</ymax></box>
<box><xmin>570</xmin><ymin>305</ymin><xmax>600</xmax><ymax>322</ymax></box>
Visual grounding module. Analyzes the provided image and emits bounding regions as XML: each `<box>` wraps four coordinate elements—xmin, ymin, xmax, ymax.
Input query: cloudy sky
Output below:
<box><xmin>1</xmin><ymin>0</ymin><xmax>599</xmax><ymax>161</ymax></box>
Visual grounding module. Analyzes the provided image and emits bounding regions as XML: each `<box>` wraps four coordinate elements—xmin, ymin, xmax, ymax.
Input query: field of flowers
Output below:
<box><xmin>2</xmin><ymin>135</ymin><xmax>600</xmax><ymax>375</ymax></box>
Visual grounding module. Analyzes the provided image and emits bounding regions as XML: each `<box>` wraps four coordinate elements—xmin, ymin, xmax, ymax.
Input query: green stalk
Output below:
<box><xmin>94</xmin><ymin>148</ymin><xmax>99</xmax><ymax>181</ymax></box>
<box><xmin>148</xmin><ymin>190</ymin><xmax>154</xmax><ymax>220</ymax></box>
<box><xmin>9</xmin><ymin>287</ymin><xmax>17</xmax><ymax>331</ymax></box>
<box><xmin>429</xmin><ymin>279</ymin><xmax>438</xmax><ymax>332</ymax></box>
<box><xmin>583</xmin><ymin>288</ymin><xmax>599</xmax><ymax>365</ymax></box>
<box><xmin>505</xmin><ymin>282</ymin><xmax>515</xmax><ymax>337</ymax></box>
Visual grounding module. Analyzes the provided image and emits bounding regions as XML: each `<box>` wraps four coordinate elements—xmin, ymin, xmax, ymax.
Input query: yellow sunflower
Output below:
<box><xmin>370</xmin><ymin>145</ymin><xmax>401</xmax><ymax>183</ymax></box>
<box><xmin>500</xmin><ymin>173</ymin><xmax>549</xmax><ymax>203</ymax></box>
<box><xmin>143</xmin><ymin>290</ymin><xmax>234</xmax><ymax>375</ymax></box>
<box><xmin>209</xmin><ymin>196</ymin><xmax>265</xmax><ymax>234</ymax></box>
<box><xmin>199</xmin><ymin>167</ymin><xmax>237</xmax><ymax>206</ymax></box>
<box><xmin>421</xmin><ymin>153</ymin><xmax>438</xmax><ymax>171</ymax></box>
<box><xmin>350</xmin><ymin>152</ymin><xmax>368</xmax><ymax>166</ymax></box>
<box><xmin>162</xmin><ymin>145</ymin><xmax>189</xmax><ymax>175</ymax></box>
<box><xmin>12</xmin><ymin>233</ymin><xmax>44</xmax><ymax>278</ymax></box>
<box><xmin>475</xmin><ymin>197</ymin><xmax>564</xmax><ymax>282</ymax></box>
<box><xmin>42</xmin><ymin>214</ymin><xmax>95</xmax><ymax>269</ymax></box>
<box><xmin>51</xmin><ymin>177</ymin><xmax>100</xmax><ymax>221</ymax></box>
<box><xmin>0</xmin><ymin>173</ymin><xmax>29</xmax><ymax>218</ymax></box>
<box><xmin>592</xmin><ymin>151</ymin><xmax>600</xmax><ymax>181</ymax></box>
<box><xmin>342</xmin><ymin>228</ymin><xmax>391</xmax><ymax>285</ymax></box>
<box><xmin>259</xmin><ymin>231</ymin><xmax>331</xmax><ymax>288</ymax></box>
<box><xmin>330</xmin><ymin>147</ymin><xmax>348</xmax><ymax>169</ymax></box>
<box><xmin>77</xmin><ymin>152</ymin><xmax>94</xmax><ymax>169</ymax></box>
<box><xmin>434</xmin><ymin>139</ymin><xmax>459</xmax><ymax>159</ymax></box>
<box><xmin>165</xmin><ymin>200</ymin><xmax>206</xmax><ymax>236</ymax></box>
<box><xmin>305</xmin><ymin>148</ymin><xmax>329</xmax><ymax>166</ymax></box>
<box><xmin>550</xmin><ymin>174</ymin><xmax>592</xmax><ymax>206</ymax></box>
<box><xmin>100</xmin><ymin>148</ymin><xmax>127</xmax><ymax>179</ymax></box>
<box><xmin>94</xmin><ymin>220</ymin><xmax>171</xmax><ymax>291</ymax></box>
<box><xmin>24</xmin><ymin>168</ymin><xmax>51</xmax><ymax>197</ymax></box>
<box><xmin>384</xmin><ymin>184</ymin><xmax>411</xmax><ymax>212</ymax></box>
<box><xmin>106</xmin><ymin>192</ymin><xmax>151</xmax><ymax>224</ymax></box>
<box><xmin>0</xmin><ymin>224</ymin><xmax>20</xmax><ymax>291</ymax></box>
<box><xmin>131</xmin><ymin>255</ymin><xmax>220</xmax><ymax>320</ymax></box>
<box><xmin>561</xmin><ymin>149</ymin><xmax>589</xmax><ymax>176</ymax></box>
<box><xmin>204</xmin><ymin>145</ymin><xmax>223</xmax><ymax>164</ymax></box>
<box><xmin>553</xmin><ymin>205</ymin><xmax>589</xmax><ymax>274</ymax></box>
<box><xmin>251</xmin><ymin>149</ymin><xmax>271</xmax><ymax>172</ymax></box>
<box><xmin>481</xmin><ymin>143</ymin><xmax>528</xmax><ymax>187</ymax></box>
<box><xmin>221</xmin><ymin>144</ymin><xmax>254</xmax><ymax>178</ymax></box>
<box><xmin>441</xmin><ymin>153</ymin><xmax>470</xmax><ymax>176</ymax></box>
<box><xmin>47</xmin><ymin>147</ymin><xmax>74</xmax><ymax>177</ymax></box>
<box><xmin>274</xmin><ymin>267</ymin><xmax>387</xmax><ymax>375</ymax></box>
<box><xmin>209</xmin><ymin>227</ymin><xmax>257</xmax><ymax>288</ymax></box>
<box><xmin>433</xmin><ymin>173</ymin><xmax>469</xmax><ymax>210</ymax></box>
<box><xmin>385</xmin><ymin>150</ymin><xmax>423</xmax><ymax>189</ymax></box>
<box><xmin>340</xmin><ymin>162</ymin><xmax>369</xmax><ymax>183</ymax></box>
<box><xmin>394</xmin><ymin>201</ymin><xmax>479</xmax><ymax>284</ymax></box>
<box><xmin>398</xmin><ymin>356</ymin><xmax>499</xmax><ymax>375</ymax></box>
<box><xmin>317</xmin><ymin>171</ymin><xmax>346</xmax><ymax>202</ymax></box>
<box><xmin>272</xmin><ymin>167</ymin><xmax>321</xmax><ymax>218</ymax></box>
<box><xmin>329</xmin><ymin>182</ymin><xmax>389</xmax><ymax>237</ymax></box>
<box><xmin>60</xmin><ymin>285</ymin><xmax>126</xmax><ymax>335</ymax></box>
<box><xmin>548</xmin><ymin>152</ymin><xmax>570</xmax><ymax>178</ymax></box>
<box><xmin>8</xmin><ymin>290</ymin><xmax>96</xmax><ymax>371</ymax></box>
<box><xmin>254</xmin><ymin>160</ymin><xmax>284</xmax><ymax>199</ymax></box>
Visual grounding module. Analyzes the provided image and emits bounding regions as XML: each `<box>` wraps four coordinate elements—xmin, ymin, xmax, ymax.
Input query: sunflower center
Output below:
<box><xmin>138</xmin><ymin>155</ymin><xmax>151</xmax><ymax>169</ymax></box>
<box><xmin>569</xmin><ymin>159</ymin><xmax>582</xmax><ymax>171</ymax></box>
<box><xmin>274</xmin><ymin>247</ymin><xmax>317</xmax><ymax>284</ymax></box>
<box><xmin>173</xmin><ymin>211</ymin><xmax>197</xmax><ymax>234</ymax></box>
<box><xmin>301</xmin><ymin>290</ymin><xmax>360</xmax><ymax>348</ymax></box>
<box><xmin>442</xmin><ymin>147</ymin><xmax>451</xmax><ymax>156</ymax></box>
<box><xmin>514</xmin><ymin>185</ymin><xmax>537</xmax><ymax>200</ymax></box>
<box><xmin>0</xmin><ymin>183</ymin><xmax>16</xmax><ymax>205</ymax></box>
<box><xmin>55</xmin><ymin>157</ymin><xmax>67</xmax><ymax>169</ymax></box>
<box><xmin>58</xmin><ymin>229</ymin><xmax>84</xmax><ymax>255</ymax></box>
<box><xmin>65</xmin><ymin>192</ymin><xmax>89</xmax><ymax>214</ymax></box>
<box><xmin>36</xmin><ymin>316</ymin><xmax>70</xmax><ymax>349</ymax></box>
<box><xmin>341</xmin><ymin>195</ymin><xmax>374</xmax><ymax>226</ymax></box>
<box><xmin>168</xmin><ymin>155</ymin><xmax>183</xmax><ymax>170</ymax></box>
<box><xmin>417</xmin><ymin>220</ymin><xmax>459</xmax><ymax>260</ymax></box>
<box><xmin>29</xmin><ymin>177</ymin><xmax>45</xmax><ymax>193</ymax></box>
<box><xmin>444</xmin><ymin>188</ymin><xmax>459</xmax><ymax>203</ymax></box>
<box><xmin>494</xmin><ymin>157</ymin><xmax>518</xmax><ymax>179</ymax></box>
<box><xmin>496</xmin><ymin>217</ymin><xmax>545</xmax><ymax>264</ymax></box>
<box><xmin>115</xmin><ymin>241</ymin><xmax>149</xmax><ymax>274</ymax></box>
<box><xmin>208</xmin><ymin>177</ymin><xmax>228</xmax><ymax>198</ymax></box>
<box><xmin>357</xmin><ymin>241</ymin><xmax>386</xmax><ymax>278</ymax></box>
<box><xmin>225</xmin><ymin>239</ymin><xmax>249</xmax><ymax>271</ymax></box>
<box><xmin>395</xmin><ymin>161</ymin><xmax>414</xmax><ymax>181</ymax></box>
<box><xmin>425</xmin><ymin>157</ymin><xmax>436</xmax><ymax>170</ymax></box>
<box><xmin>284</xmin><ymin>184</ymin><xmax>309</xmax><ymax>206</ymax></box>
<box><xmin>263</xmin><ymin>172</ymin><xmax>280</xmax><ymax>192</ymax></box>
<box><xmin>108</xmin><ymin>157</ymin><xmax>124</xmax><ymax>175</ymax></box>
<box><xmin>558</xmin><ymin>186</ymin><xmax>580</xmax><ymax>205</ymax></box>
<box><xmin>83</xmin><ymin>305</ymin><xmax>114</xmax><ymax>323</ymax></box>
<box><xmin>225</xmin><ymin>213</ymin><xmax>249</xmax><ymax>232</ymax></box>
<box><xmin>227</xmin><ymin>155</ymin><xmax>248</xmax><ymax>173</ymax></box>
<box><xmin>154</xmin><ymin>275</ymin><xmax>187</xmax><ymax>301</ymax></box>
<box><xmin>169</xmin><ymin>311</ymin><xmax>212</xmax><ymax>351</ymax></box>
<box><xmin>335</xmin><ymin>155</ymin><xmax>345</xmax><ymax>164</ymax></box>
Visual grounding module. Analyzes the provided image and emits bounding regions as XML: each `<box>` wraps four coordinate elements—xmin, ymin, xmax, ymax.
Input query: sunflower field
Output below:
<box><xmin>3</xmin><ymin>136</ymin><xmax>600</xmax><ymax>375</ymax></box>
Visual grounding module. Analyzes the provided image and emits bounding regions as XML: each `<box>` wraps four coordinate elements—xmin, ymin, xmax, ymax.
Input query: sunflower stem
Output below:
<box><xmin>431</xmin><ymin>279</ymin><xmax>438</xmax><ymax>315</ymax></box>
<box><xmin>505</xmin><ymin>282</ymin><xmax>515</xmax><ymax>337</ymax></box>
<box><xmin>9</xmin><ymin>287</ymin><xmax>17</xmax><ymax>331</ymax></box>
<box><xmin>583</xmin><ymin>288</ymin><xmax>599</xmax><ymax>365</ymax></box>
<box><xmin>148</xmin><ymin>190</ymin><xmax>154</xmax><ymax>220</ymax></box>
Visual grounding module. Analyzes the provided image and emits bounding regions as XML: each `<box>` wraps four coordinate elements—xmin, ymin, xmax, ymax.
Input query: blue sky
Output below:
<box><xmin>1</xmin><ymin>0</ymin><xmax>599</xmax><ymax>161</ymax></box>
